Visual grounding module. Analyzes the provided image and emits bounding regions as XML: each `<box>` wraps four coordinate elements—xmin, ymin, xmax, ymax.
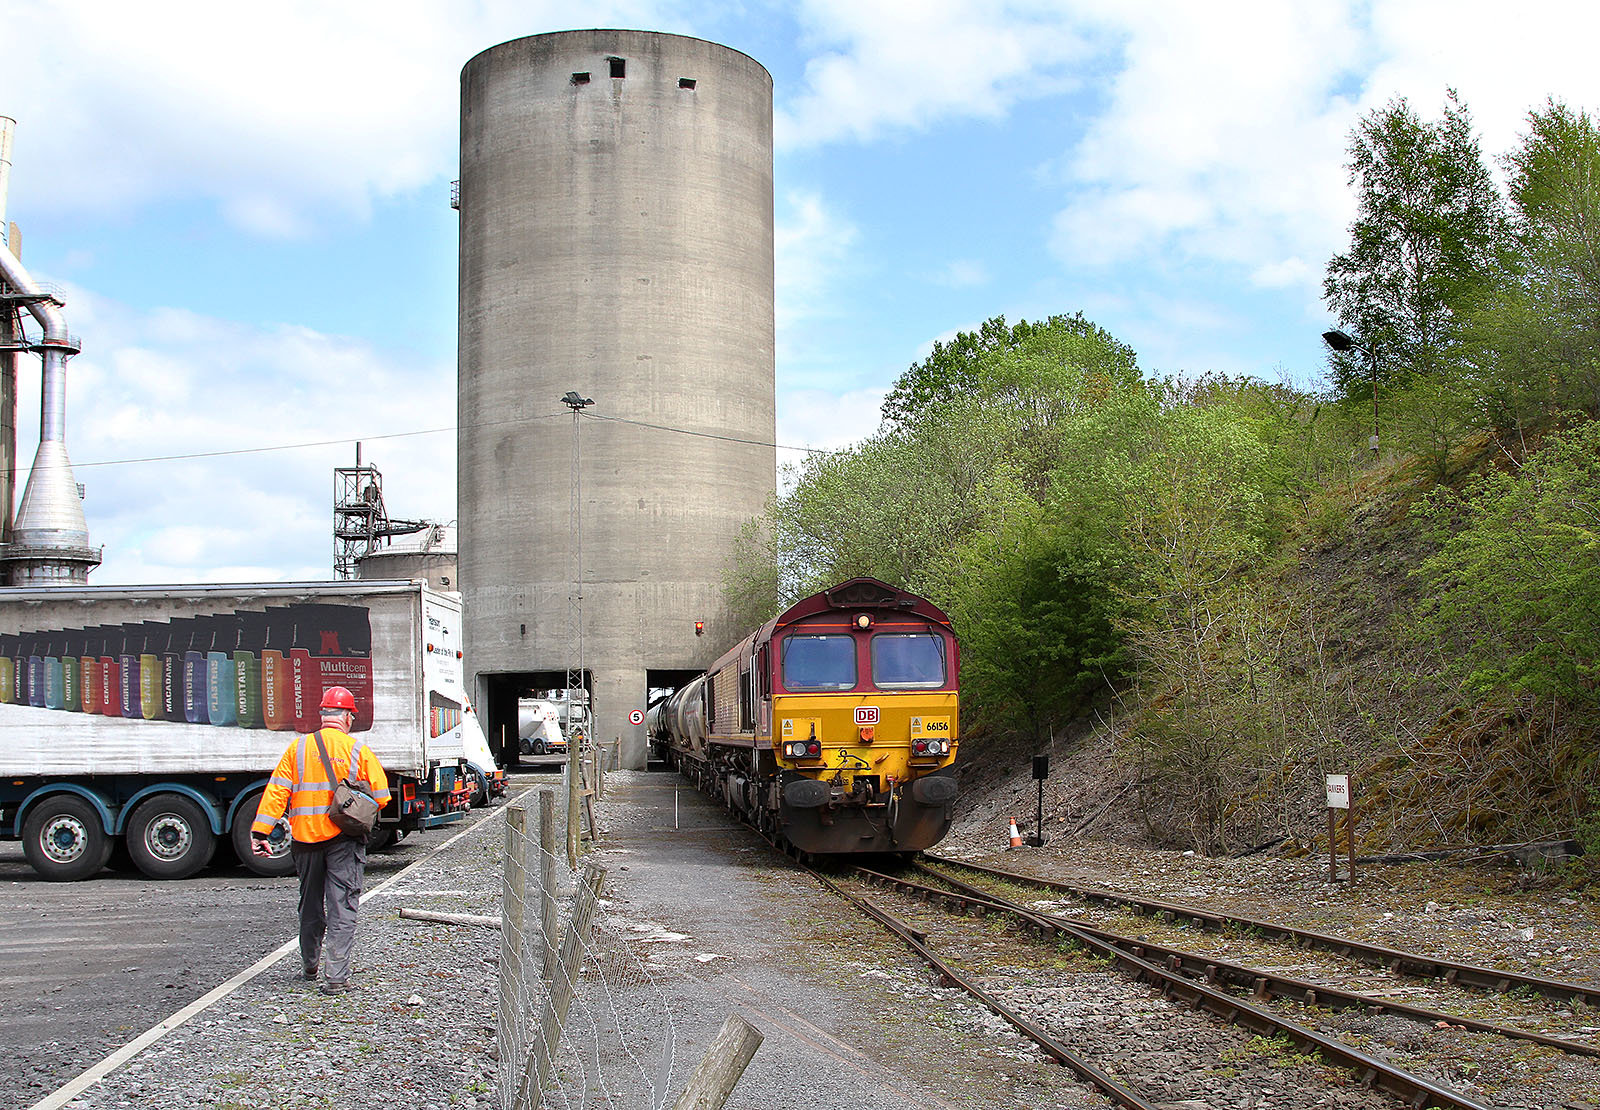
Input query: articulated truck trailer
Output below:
<box><xmin>0</xmin><ymin>580</ymin><xmax>473</xmax><ymax>881</ymax></box>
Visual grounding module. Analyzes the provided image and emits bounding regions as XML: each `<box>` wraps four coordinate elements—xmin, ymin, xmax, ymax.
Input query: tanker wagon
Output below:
<box><xmin>0</xmin><ymin>580</ymin><xmax>474</xmax><ymax>881</ymax></box>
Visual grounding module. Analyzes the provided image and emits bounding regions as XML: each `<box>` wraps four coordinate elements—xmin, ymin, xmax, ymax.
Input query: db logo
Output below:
<box><xmin>853</xmin><ymin>706</ymin><xmax>879</xmax><ymax>726</ymax></box>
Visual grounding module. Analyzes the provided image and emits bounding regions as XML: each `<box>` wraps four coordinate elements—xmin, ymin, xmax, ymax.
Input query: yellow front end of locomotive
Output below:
<box><xmin>773</xmin><ymin>692</ymin><xmax>958</xmax><ymax>792</ymax></box>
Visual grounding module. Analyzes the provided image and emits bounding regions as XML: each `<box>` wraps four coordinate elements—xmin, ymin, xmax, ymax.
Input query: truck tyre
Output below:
<box><xmin>231</xmin><ymin>795</ymin><xmax>295</xmax><ymax>878</ymax></box>
<box><xmin>467</xmin><ymin>765</ymin><xmax>489</xmax><ymax>807</ymax></box>
<box><xmin>126</xmin><ymin>795</ymin><xmax>217</xmax><ymax>880</ymax></box>
<box><xmin>22</xmin><ymin>795</ymin><xmax>113</xmax><ymax>882</ymax></box>
<box><xmin>367</xmin><ymin>825</ymin><xmax>397</xmax><ymax>852</ymax></box>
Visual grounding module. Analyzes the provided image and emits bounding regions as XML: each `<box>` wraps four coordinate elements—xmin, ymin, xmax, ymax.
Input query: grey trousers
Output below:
<box><xmin>292</xmin><ymin>835</ymin><xmax>367</xmax><ymax>983</ymax></box>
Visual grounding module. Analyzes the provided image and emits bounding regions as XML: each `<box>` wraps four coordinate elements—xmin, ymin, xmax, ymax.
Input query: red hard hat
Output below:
<box><xmin>320</xmin><ymin>686</ymin><xmax>357</xmax><ymax>712</ymax></box>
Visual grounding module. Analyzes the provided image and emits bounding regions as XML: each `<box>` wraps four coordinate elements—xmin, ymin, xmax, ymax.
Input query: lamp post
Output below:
<box><xmin>560</xmin><ymin>389</ymin><xmax>593</xmax><ymax>867</ymax></box>
<box><xmin>1322</xmin><ymin>329</ymin><xmax>1379</xmax><ymax>455</ymax></box>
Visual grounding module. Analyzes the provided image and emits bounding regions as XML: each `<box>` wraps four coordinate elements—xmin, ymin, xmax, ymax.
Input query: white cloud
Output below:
<box><xmin>1051</xmin><ymin>1</ymin><xmax>1363</xmax><ymax>278</ymax></box>
<box><xmin>929</xmin><ymin>259</ymin><xmax>990</xmax><ymax>288</ymax></box>
<box><xmin>4</xmin><ymin>0</ymin><xmax>690</xmax><ymax>233</ymax></box>
<box><xmin>9</xmin><ymin>286</ymin><xmax>455</xmax><ymax>584</ymax></box>
<box><xmin>777</xmin><ymin>0</ymin><xmax>1095</xmax><ymax>148</ymax></box>
<box><xmin>775</xmin><ymin>385</ymin><xmax>885</xmax><ymax>485</ymax></box>
<box><xmin>1047</xmin><ymin>0</ymin><xmax>1600</xmax><ymax>305</ymax></box>
<box><xmin>1249</xmin><ymin>257</ymin><xmax>1316</xmax><ymax>291</ymax></box>
<box><xmin>775</xmin><ymin>188</ymin><xmax>858</xmax><ymax>336</ymax></box>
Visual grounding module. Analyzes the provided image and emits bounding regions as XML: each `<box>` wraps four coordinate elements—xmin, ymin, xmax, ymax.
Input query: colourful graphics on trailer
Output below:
<box><xmin>0</xmin><ymin>605</ymin><xmax>374</xmax><ymax>733</ymax></box>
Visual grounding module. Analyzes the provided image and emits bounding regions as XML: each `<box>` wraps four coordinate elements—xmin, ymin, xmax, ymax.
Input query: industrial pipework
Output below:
<box><xmin>0</xmin><ymin>115</ymin><xmax>100</xmax><ymax>584</ymax></box>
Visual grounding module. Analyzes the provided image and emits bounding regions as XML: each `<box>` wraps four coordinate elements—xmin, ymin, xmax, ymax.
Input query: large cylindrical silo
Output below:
<box><xmin>458</xmin><ymin>30</ymin><xmax>776</xmax><ymax>769</ymax></box>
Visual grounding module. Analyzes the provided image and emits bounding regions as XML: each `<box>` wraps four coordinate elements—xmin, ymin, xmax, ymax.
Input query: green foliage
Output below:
<box><xmin>879</xmin><ymin>312</ymin><xmax>1139</xmax><ymax>430</ymax></box>
<box><xmin>1506</xmin><ymin>100</ymin><xmax>1600</xmax><ymax>335</ymax></box>
<box><xmin>1460</xmin><ymin>100</ymin><xmax>1600</xmax><ymax>434</ymax></box>
<box><xmin>1043</xmin><ymin>387</ymin><xmax>1362</xmax><ymax>852</ymax></box>
<box><xmin>1388</xmin><ymin>374</ymin><xmax>1479</xmax><ymax>481</ymax></box>
<box><xmin>1324</xmin><ymin>91</ymin><xmax>1510</xmax><ymax>393</ymax></box>
<box><xmin>769</xmin><ymin>394</ymin><xmax>1022</xmax><ymax>598</ymax></box>
<box><xmin>722</xmin><ymin>508</ymin><xmax>783</xmax><ymax>632</ymax></box>
<box><xmin>1412</xmin><ymin>421</ymin><xmax>1600</xmax><ymax>705</ymax></box>
<box><xmin>933</xmin><ymin>493</ymin><xmax>1134</xmax><ymax>740</ymax></box>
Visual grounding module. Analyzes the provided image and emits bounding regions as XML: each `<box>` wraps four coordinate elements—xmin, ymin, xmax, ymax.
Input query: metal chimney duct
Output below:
<box><xmin>0</xmin><ymin>116</ymin><xmax>99</xmax><ymax>584</ymax></box>
<box><xmin>0</xmin><ymin>115</ymin><xmax>15</xmax><ymax>545</ymax></box>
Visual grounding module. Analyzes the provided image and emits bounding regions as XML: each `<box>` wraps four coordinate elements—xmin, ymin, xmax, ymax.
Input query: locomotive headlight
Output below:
<box><xmin>854</xmin><ymin>613</ymin><xmax>872</xmax><ymax>630</ymax></box>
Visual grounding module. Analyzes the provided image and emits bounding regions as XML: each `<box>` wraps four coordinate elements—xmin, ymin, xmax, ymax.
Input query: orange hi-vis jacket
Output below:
<box><xmin>252</xmin><ymin>727</ymin><xmax>392</xmax><ymax>845</ymax></box>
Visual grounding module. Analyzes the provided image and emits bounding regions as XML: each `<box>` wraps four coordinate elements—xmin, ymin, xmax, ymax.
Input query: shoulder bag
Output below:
<box><xmin>312</xmin><ymin>728</ymin><xmax>381</xmax><ymax>837</ymax></box>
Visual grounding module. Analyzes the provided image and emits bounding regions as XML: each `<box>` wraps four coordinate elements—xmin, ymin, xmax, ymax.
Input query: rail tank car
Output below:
<box><xmin>651</xmin><ymin>577</ymin><xmax>959</xmax><ymax>854</ymax></box>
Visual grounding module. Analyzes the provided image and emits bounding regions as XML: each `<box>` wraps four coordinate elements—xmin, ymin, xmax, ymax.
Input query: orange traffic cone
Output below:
<box><xmin>1007</xmin><ymin>817</ymin><xmax>1023</xmax><ymax>849</ymax></box>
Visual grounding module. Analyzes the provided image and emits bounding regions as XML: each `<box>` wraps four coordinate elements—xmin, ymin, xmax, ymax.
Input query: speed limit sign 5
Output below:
<box><xmin>628</xmin><ymin>709</ymin><xmax>644</xmax><ymax>725</ymax></box>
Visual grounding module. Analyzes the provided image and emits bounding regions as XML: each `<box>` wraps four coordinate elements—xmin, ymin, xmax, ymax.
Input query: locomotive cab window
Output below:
<box><xmin>739</xmin><ymin>667</ymin><xmax>754</xmax><ymax>731</ymax></box>
<box><xmin>781</xmin><ymin>634</ymin><xmax>857</xmax><ymax>690</ymax></box>
<box><xmin>871</xmin><ymin>633</ymin><xmax>946</xmax><ymax>689</ymax></box>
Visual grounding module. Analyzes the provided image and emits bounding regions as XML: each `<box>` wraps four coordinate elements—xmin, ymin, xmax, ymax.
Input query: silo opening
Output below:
<box><xmin>608</xmin><ymin>57</ymin><xmax>626</xmax><ymax>79</ymax></box>
<box><xmin>571</xmin><ymin>72</ymin><xmax>590</xmax><ymax>85</ymax></box>
<box><xmin>678</xmin><ymin>78</ymin><xmax>696</xmax><ymax>90</ymax></box>
<box><xmin>478</xmin><ymin>669</ymin><xmax>590</xmax><ymax>771</ymax></box>
<box><xmin>646</xmin><ymin>668</ymin><xmax>702</xmax><ymax>769</ymax></box>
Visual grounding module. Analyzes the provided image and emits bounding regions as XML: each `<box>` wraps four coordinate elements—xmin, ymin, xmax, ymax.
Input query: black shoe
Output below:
<box><xmin>321</xmin><ymin>980</ymin><xmax>350</xmax><ymax>995</ymax></box>
<box><xmin>301</xmin><ymin>966</ymin><xmax>319</xmax><ymax>981</ymax></box>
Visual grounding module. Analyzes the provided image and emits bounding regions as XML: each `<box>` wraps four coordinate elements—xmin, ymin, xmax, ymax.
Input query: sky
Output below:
<box><xmin>3</xmin><ymin>0</ymin><xmax>1600</xmax><ymax>584</ymax></box>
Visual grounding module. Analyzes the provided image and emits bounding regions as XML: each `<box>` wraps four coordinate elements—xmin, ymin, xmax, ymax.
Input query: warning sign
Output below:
<box><xmin>1325</xmin><ymin>773</ymin><xmax>1350</xmax><ymax>809</ymax></box>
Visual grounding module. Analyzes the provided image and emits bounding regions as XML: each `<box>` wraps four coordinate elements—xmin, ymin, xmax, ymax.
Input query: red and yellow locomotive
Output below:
<box><xmin>650</xmin><ymin>578</ymin><xmax>959</xmax><ymax>854</ymax></box>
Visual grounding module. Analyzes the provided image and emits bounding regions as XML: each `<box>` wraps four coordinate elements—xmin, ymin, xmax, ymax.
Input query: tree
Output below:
<box><xmin>1505</xmin><ymin>99</ymin><xmax>1600</xmax><ymax>333</ymax></box>
<box><xmin>1324</xmin><ymin>91</ymin><xmax>1509</xmax><ymax>393</ymax></box>
<box><xmin>880</xmin><ymin>312</ymin><xmax>1138</xmax><ymax>429</ymax></box>
<box><xmin>1454</xmin><ymin>101</ymin><xmax>1600</xmax><ymax>435</ymax></box>
<box><xmin>933</xmin><ymin>492</ymin><xmax>1134</xmax><ymax>743</ymax></box>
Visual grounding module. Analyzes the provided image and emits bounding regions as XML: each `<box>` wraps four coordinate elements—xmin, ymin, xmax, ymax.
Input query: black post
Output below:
<box><xmin>1030</xmin><ymin>754</ymin><xmax>1049</xmax><ymax>847</ymax></box>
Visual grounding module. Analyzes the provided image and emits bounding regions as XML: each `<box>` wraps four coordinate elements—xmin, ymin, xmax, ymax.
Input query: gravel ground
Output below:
<box><xmin>937</xmin><ymin>808</ymin><xmax>1600</xmax><ymax>1108</ymax></box>
<box><xmin>40</xmin><ymin>775</ymin><xmax>1097</xmax><ymax>1110</ymax></box>
<box><xmin>36</xmin><ymin>770</ymin><xmax>1600</xmax><ymax>1110</ymax></box>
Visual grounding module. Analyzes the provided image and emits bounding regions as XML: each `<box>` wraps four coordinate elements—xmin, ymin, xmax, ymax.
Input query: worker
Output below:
<box><xmin>251</xmin><ymin>685</ymin><xmax>390</xmax><ymax>995</ymax></box>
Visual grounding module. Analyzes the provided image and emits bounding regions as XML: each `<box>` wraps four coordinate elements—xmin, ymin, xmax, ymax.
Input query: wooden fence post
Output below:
<box><xmin>671</xmin><ymin>1013</ymin><xmax>764</xmax><ymax>1110</ymax></box>
<box><xmin>539</xmin><ymin>789</ymin><xmax>557</xmax><ymax>983</ymax></box>
<box><xmin>513</xmin><ymin>864</ymin><xmax>607</xmax><ymax>1110</ymax></box>
<box><xmin>497</xmin><ymin>804</ymin><xmax>528</xmax><ymax>1087</ymax></box>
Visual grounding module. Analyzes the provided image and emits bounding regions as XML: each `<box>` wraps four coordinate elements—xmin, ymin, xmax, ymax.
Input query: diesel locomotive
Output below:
<box><xmin>649</xmin><ymin>577</ymin><xmax>959</xmax><ymax>854</ymax></box>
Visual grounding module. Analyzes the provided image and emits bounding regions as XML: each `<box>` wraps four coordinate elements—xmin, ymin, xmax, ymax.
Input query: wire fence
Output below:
<box><xmin>495</xmin><ymin>780</ymin><xmax>760</xmax><ymax>1110</ymax></box>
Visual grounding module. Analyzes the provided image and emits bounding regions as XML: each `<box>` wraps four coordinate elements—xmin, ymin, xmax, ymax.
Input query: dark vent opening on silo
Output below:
<box><xmin>571</xmin><ymin>71</ymin><xmax>591</xmax><ymax>85</ymax></box>
<box><xmin>679</xmin><ymin>78</ymin><xmax>696</xmax><ymax>90</ymax></box>
<box><xmin>608</xmin><ymin>57</ymin><xmax>626</xmax><ymax>79</ymax></box>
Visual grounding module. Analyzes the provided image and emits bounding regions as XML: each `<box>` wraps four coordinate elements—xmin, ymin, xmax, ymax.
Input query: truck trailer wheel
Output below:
<box><xmin>126</xmin><ymin>795</ymin><xmax>217</xmax><ymax>880</ymax></box>
<box><xmin>22</xmin><ymin>795</ymin><xmax>113</xmax><ymax>882</ymax></box>
<box><xmin>467</xmin><ymin>765</ymin><xmax>489</xmax><ymax>807</ymax></box>
<box><xmin>231</xmin><ymin>797</ymin><xmax>295</xmax><ymax>878</ymax></box>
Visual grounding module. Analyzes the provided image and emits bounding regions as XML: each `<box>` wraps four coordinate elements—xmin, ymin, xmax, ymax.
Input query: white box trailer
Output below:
<box><xmin>0</xmin><ymin>580</ymin><xmax>473</xmax><ymax>880</ymax></box>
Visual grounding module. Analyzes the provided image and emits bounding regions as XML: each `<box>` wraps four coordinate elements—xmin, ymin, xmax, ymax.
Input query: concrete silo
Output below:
<box><xmin>457</xmin><ymin>30</ymin><xmax>776</xmax><ymax>769</ymax></box>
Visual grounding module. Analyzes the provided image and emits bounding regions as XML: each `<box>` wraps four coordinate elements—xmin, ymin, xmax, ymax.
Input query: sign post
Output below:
<box><xmin>1325</xmin><ymin>773</ymin><xmax>1355</xmax><ymax>883</ymax></box>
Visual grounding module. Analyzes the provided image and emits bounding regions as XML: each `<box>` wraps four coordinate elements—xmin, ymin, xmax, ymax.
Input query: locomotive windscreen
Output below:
<box><xmin>781</xmin><ymin>634</ymin><xmax>856</xmax><ymax>690</ymax></box>
<box><xmin>870</xmin><ymin>633</ymin><xmax>946</xmax><ymax>688</ymax></box>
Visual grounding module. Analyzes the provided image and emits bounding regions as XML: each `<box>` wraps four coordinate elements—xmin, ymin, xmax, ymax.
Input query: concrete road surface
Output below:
<box><xmin>0</xmin><ymin>810</ymin><xmax>498</xmax><ymax>1104</ymax></box>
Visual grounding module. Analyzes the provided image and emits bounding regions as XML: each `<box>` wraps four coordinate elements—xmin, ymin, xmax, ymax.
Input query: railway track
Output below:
<box><xmin>893</xmin><ymin>863</ymin><xmax>1600</xmax><ymax>1059</ymax></box>
<box><xmin>802</xmin><ymin>857</ymin><xmax>1495</xmax><ymax>1110</ymax></box>
<box><xmin>925</xmin><ymin>854</ymin><xmax>1600</xmax><ymax>1010</ymax></box>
